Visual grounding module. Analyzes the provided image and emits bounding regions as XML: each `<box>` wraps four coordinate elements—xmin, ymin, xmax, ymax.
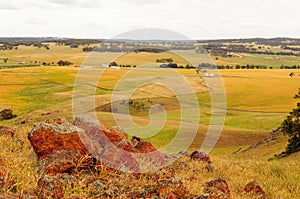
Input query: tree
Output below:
<box><xmin>0</xmin><ymin>109</ymin><xmax>17</xmax><ymax>120</ymax></box>
<box><xmin>280</xmin><ymin>89</ymin><xmax>300</xmax><ymax>155</ymax></box>
<box><xmin>57</xmin><ymin>60</ymin><xmax>72</xmax><ymax>66</ymax></box>
<box><xmin>3</xmin><ymin>58</ymin><xmax>8</xmax><ymax>63</ymax></box>
<box><xmin>109</xmin><ymin>62</ymin><xmax>118</xmax><ymax>67</ymax></box>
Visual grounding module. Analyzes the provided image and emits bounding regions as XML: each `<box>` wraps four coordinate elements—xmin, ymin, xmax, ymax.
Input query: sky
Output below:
<box><xmin>0</xmin><ymin>0</ymin><xmax>299</xmax><ymax>39</ymax></box>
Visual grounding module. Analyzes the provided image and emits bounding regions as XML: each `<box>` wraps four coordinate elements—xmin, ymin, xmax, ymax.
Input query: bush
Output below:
<box><xmin>280</xmin><ymin>89</ymin><xmax>300</xmax><ymax>155</ymax></box>
<box><xmin>0</xmin><ymin>109</ymin><xmax>17</xmax><ymax>120</ymax></box>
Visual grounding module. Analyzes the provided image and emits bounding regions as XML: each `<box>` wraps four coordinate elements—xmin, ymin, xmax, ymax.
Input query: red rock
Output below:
<box><xmin>155</xmin><ymin>178</ymin><xmax>187</xmax><ymax>198</ymax></box>
<box><xmin>28</xmin><ymin>120</ymin><xmax>88</xmax><ymax>160</ymax></box>
<box><xmin>244</xmin><ymin>181</ymin><xmax>266</xmax><ymax>198</ymax></box>
<box><xmin>131</xmin><ymin>136</ymin><xmax>164</xmax><ymax>166</ymax></box>
<box><xmin>38</xmin><ymin>149</ymin><xmax>93</xmax><ymax>175</ymax></box>
<box><xmin>37</xmin><ymin>176</ymin><xmax>64</xmax><ymax>199</ymax></box>
<box><xmin>74</xmin><ymin>117</ymin><xmax>139</xmax><ymax>172</ymax></box>
<box><xmin>0</xmin><ymin>159</ymin><xmax>13</xmax><ymax>190</ymax></box>
<box><xmin>191</xmin><ymin>151</ymin><xmax>211</xmax><ymax>163</ymax></box>
<box><xmin>0</xmin><ymin>126</ymin><xmax>15</xmax><ymax>137</ymax></box>
<box><xmin>204</xmin><ymin>178</ymin><xmax>231</xmax><ymax>199</ymax></box>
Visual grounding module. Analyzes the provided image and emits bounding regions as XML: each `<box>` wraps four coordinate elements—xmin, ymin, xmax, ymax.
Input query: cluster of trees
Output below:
<box><xmin>57</xmin><ymin>60</ymin><xmax>73</xmax><ymax>66</ymax></box>
<box><xmin>201</xmin><ymin>44</ymin><xmax>300</xmax><ymax>57</ymax></box>
<box><xmin>156</xmin><ymin>58</ymin><xmax>174</xmax><ymax>63</ymax></box>
<box><xmin>0</xmin><ymin>40</ymin><xmax>50</xmax><ymax>50</ymax></box>
<box><xmin>280</xmin><ymin>65</ymin><xmax>300</xmax><ymax>69</ymax></box>
<box><xmin>197</xmin><ymin>38</ymin><xmax>300</xmax><ymax>47</ymax></box>
<box><xmin>160</xmin><ymin>63</ymin><xmax>196</xmax><ymax>69</ymax></box>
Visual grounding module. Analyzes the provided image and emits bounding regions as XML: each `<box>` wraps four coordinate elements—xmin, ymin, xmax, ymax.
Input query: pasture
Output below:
<box><xmin>1</xmin><ymin>66</ymin><xmax>300</xmax><ymax>150</ymax></box>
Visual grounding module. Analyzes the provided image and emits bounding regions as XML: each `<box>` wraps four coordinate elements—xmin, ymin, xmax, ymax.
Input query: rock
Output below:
<box><xmin>74</xmin><ymin>117</ymin><xmax>139</xmax><ymax>172</ymax></box>
<box><xmin>37</xmin><ymin>176</ymin><xmax>64</xmax><ymax>199</ymax></box>
<box><xmin>204</xmin><ymin>178</ymin><xmax>231</xmax><ymax>199</ymax></box>
<box><xmin>131</xmin><ymin>136</ymin><xmax>164</xmax><ymax>165</ymax></box>
<box><xmin>38</xmin><ymin>149</ymin><xmax>93</xmax><ymax>175</ymax></box>
<box><xmin>28</xmin><ymin>120</ymin><xmax>88</xmax><ymax>160</ymax></box>
<box><xmin>191</xmin><ymin>151</ymin><xmax>211</xmax><ymax>163</ymax></box>
<box><xmin>0</xmin><ymin>160</ymin><xmax>12</xmax><ymax>191</ymax></box>
<box><xmin>155</xmin><ymin>178</ymin><xmax>187</xmax><ymax>198</ymax></box>
<box><xmin>244</xmin><ymin>181</ymin><xmax>266</xmax><ymax>198</ymax></box>
<box><xmin>89</xmin><ymin>179</ymin><xmax>106</xmax><ymax>196</ymax></box>
<box><xmin>205</xmin><ymin>162</ymin><xmax>213</xmax><ymax>172</ymax></box>
<box><xmin>193</xmin><ymin>193</ymin><xmax>212</xmax><ymax>199</ymax></box>
<box><xmin>0</xmin><ymin>126</ymin><xmax>15</xmax><ymax>137</ymax></box>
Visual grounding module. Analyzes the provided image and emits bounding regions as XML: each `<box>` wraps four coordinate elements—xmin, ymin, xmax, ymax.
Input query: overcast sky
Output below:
<box><xmin>0</xmin><ymin>0</ymin><xmax>299</xmax><ymax>39</ymax></box>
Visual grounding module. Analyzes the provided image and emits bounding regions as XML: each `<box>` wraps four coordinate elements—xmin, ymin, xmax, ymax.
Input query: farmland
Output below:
<box><xmin>0</xmin><ymin>40</ymin><xmax>300</xmax><ymax>198</ymax></box>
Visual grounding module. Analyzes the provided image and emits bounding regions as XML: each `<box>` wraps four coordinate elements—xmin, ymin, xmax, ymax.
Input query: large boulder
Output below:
<box><xmin>74</xmin><ymin>117</ymin><xmax>139</xmax><ymax>172</ymax></box>
<box><xmin>204</xmin><ymin>178</ymin><xmax>231</xmax><ymax>199</ymax></box>
<box><xmin>28</xmin><ymin>119</ymin><xmax>88</xmax><ymax>160</ymax></box>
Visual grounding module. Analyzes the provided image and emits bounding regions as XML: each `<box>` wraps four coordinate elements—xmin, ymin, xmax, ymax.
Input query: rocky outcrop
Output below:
<box><xmin>204</xmin><ymin>178</ymin><xmax>231</xmax><ymax>199</ymax></box>
<box><xmin>244</xmin><ymin>181</ymin><xmax>266</xmax><ymax>198</ymax></box>
<box><xmin>29</xmin><ymin>117</ymin><xmax>171</xmax><ymax>174</ymax></box>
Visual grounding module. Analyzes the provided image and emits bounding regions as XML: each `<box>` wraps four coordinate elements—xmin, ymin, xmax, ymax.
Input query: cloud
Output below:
<box><xmin>0</xmin><ymin>2</ymin><xmax>22</xmax><ymax>10</ymax></box>
<box><xmin>25</xmin><ymin>18</ymin><xmax>47</xmax><ymax>25</ymax></box>
<box><xmin>124</xmin><ymin>0</ymin><xmax>161</xmax><ymax>6</ymax></box>
<box><xmin>48</xmin><ymin>0</ymin><xmax>100</xmax><ymax>7</ymax></box>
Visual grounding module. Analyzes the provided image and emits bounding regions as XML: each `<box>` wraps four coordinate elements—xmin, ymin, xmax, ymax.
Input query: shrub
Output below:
<box><xmin>0</xmin><ymin>109</ymin><xmax>17</xmax><ymax>120</ymax></box>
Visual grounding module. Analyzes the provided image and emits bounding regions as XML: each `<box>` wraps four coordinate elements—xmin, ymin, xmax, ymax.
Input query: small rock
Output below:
<box><xmin>37</xmin><ymin>176</ymin><xmax>64</xmax><ymax>199</ymax></box>
<box><xmin>244</xmin><ymin>181</ymin><xmax>266</xmax><ymax>198</ymax></box>
<box><xmin>193</xmin><ymin>193</ymin><xmax>211</xmax><ymax>199</ymax></box>
<box><xmin>205</xmin><ymin>162</ymin><xmax>213</xmax><ymax>172</ymax></box>
<box><xmin>191</xmin><ymin>151</ymin><xmax>211</xmax><ymax>163</ymax></box>
<box><xmin>89</xmin><ymin>179</ymin><xmax>106</xmax><ymax>195</ymax></box>
<box><xmin>204</xmin><ymin>178</ymin><xmax>231</xmax><ymax>199</ymax></box>
<box><xmin>0</xmin><ymin>126</ymin><xmax>15</xmax><ymax>137</ymax></box>
<box><xmin>155</xmin><ymin>177</ymin><xmax>187</xmax><ymax>198</ymax></box>
<box><xmin>0</xmin><ymin>160</ymin><xmax>13</xmax><ymax>191</ymax></box>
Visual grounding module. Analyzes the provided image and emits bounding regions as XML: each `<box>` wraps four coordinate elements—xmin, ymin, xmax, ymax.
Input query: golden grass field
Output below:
<box><xmin>0</xmin><ymin>47</ymin><xmax>300</xmax><ymax>198</ymax></box>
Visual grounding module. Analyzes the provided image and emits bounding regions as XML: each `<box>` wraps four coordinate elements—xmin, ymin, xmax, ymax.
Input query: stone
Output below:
<box><xmin>191</xmin><ymin>151</ymin><xmax>211</xmax><ymax>163</ymax></box>
<box><xmin>37</xmin><ymin>176</ymin><xmax>64</xmax><ymax>199</ymax></box>
<box><xmin>131</xmin><ymin>136</ymin><xmax>164</xmax><ymax>166</ymax></box>
<box><xmin>38</xmin><ymin>149</ymin><xmax>92</xmax><ymax>175</ymax></box>
<box><xmin>155</xmin><ymin>178</ymin><xmax>187</xmax><ymax>198</ymax></box>
<box><xmin>0</xmin><ymin>160</ymin><xmax>12</xmax><ymax>191</ymax></box>
<box><xmin>0</xmin><ymin>126</ymin><xmax>15</xmax><ymax>137</ymax></box>
<box><xmin>28</xmin><ymin>120</ymin><xmax>88</xmax><ymax>160</ymax></box>
<box><xmin>204</xmin><ymin>178</ymin><xmax>231</xmax><ymax>199</ymax></box>
<box><xmin>193</xmin><ymin>193</ymin><xmax>211</xmax><ymax>199</ymax></box>
<box><xmin>244</xmin><ymin>181</ymin><xmax>266</xmax><ymax>198</ymax></box>
<box><xmin>74</xmin><ymin>117</ymin><xmax>139</xmax><ymax>172</ymax></box>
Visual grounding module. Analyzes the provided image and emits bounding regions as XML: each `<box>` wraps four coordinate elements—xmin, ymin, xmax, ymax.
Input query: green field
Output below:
<box><xmin>1</xmin><ymin>66</ymin><xmax>299</xmax><ymax>148</ymax></box>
